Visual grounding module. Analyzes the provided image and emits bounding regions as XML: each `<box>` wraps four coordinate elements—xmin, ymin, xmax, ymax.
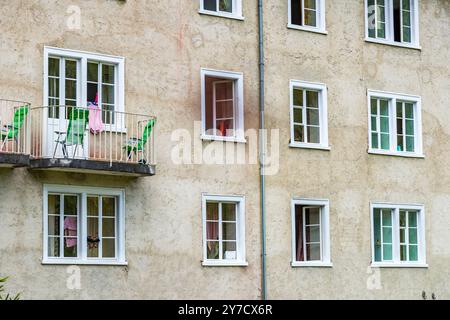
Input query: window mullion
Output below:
<box><xmin>302</xmin><ymin>208</ymin><xmax>307</xmax><ymax>262</ymax></box>
<box><xmin>390</xmin><ymin>98</ymin><xmax>396</xmax><ymax>152</ymax></box>
<box><xmin>380</xmin><ymin>210</ymin><xmax>384</xmax><ymax>261</ymax></box>
<box><xmin>393</xmin><ymin>207</ymin><xmax>400</xmax><ymax>263</ymax></box>
<box><xmin>213</xmin><ymin>82</ymin><xmax>217</xmax><ymax>136</ymax></box>
<box><xmin>377</xmin><ymin>99</ymin><xmax>381</xmax><ymax>149</ymax></box>
<box><xmin>402</xmin><ymin>102</ymin><xmax>406</xmax><ymax>152</ymax></box>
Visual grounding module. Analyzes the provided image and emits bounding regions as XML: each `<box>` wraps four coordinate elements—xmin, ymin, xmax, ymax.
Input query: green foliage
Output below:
<box><xmin>0</xmin><ymin>277</ymin><xmax>21</xmax><ymax>301</ymax></box>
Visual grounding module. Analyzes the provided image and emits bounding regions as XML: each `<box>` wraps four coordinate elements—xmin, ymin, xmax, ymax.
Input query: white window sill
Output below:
<box><xmin>365</xmin><ymin>38</ymin><xmax>421</xmax><ymax>51</ymax></box>
<box><xmin>202</xmin><ymin>260</ymin><xmax>248</xmax><ymax>267</ymax></box>
<box><xmin>368</xmin><ymin>149</ymin><xmax>425</xmax><ymax>159</ymax></box>
<box><xmin>287</xmin><ymin>24</ymin><xmax>328</xmax><ymax>35</ymax></box>
<box><xmin>291</xmin><ymin>262</ymin><xmax>333</xmax><ymax>268</ymax></box>
<box><xmin>198</xmin><ymin>10</ymin><xmax>244</xmax><ymax>21</ymax></box>
<box><xmin>201</xmin><ymin>134</ymin><xmax>247</xmax><ymax>144</ymax></box>
<box><xmin>42</xmin><ymin>259</ymin><xmax>128</xmax><ymax>266</ymax></box>
<box><xmin>371</xmin><ymin>262</ymin><xmax>428</xmax><ymax>268</ymax></box>
<box><xmin>289</xmin><ymin>142</ymin><xmax>330</xmax><ymax>151</ymax></box>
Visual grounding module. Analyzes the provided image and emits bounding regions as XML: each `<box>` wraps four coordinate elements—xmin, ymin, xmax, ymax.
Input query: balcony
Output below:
<box><xmin>29</xmin><ymin>105</ymin><xmax>156</xmax><ymax>177</ymax></box>
<box><xmin>0</xmin><ymin>99</ymin><xmax>31</xmax><ymax>167</ymax></box>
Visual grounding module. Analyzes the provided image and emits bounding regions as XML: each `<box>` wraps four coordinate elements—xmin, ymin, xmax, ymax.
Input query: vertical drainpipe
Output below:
<box><xmin>258</xmin><ymin>0</ymin><xmax>267</xmax><ymax>301</ymax></box>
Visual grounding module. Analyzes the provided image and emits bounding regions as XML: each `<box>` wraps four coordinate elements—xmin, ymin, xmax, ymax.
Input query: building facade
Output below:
<box><xmin>0</xmin><ymin>0</ymin><xmax>449</xmax><ymax>299</ymax></box>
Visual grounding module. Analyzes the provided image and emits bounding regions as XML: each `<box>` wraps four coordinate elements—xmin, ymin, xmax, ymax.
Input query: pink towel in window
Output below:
<box><xmin>64</xmin><ymin>217</ymin><xmax>78</xmax><ymax>248</ymax></box>
<box><xmin>88</xmin><ymin>102</ymin><xmax>104</xmax><ymax>134</ymax></box>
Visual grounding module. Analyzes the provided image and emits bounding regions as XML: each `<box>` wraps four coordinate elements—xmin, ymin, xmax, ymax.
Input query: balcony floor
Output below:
<box><xmin>0</xmin><ymin>152</ymin><xmax>30</xmax><ymax>168</ymax></box>
<box><xmin>29</xmin><ymin>158</ymin><xmax>155</xmax><ymax>177</ymax></box>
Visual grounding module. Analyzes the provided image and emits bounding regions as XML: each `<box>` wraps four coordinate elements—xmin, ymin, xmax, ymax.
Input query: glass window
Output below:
<box><xmin>290</xmin><ymin>0</ymin><xmax>325</xmax><ymax>31</ymax></box>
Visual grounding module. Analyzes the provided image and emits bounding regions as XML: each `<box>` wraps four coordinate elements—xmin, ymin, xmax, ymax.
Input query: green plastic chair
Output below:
<box><xmin>0</xmin><ymin>105</ymin><xmax>29</xmax><ymax>152</ymax></box>
<box><xmin>53</xmin><ymin>108</ymin><xmax>89</xmax><ymax>159</ymax></box>
<box><xmin>124</xmin><ymin>118</ymin><xmax>156</xmax><ymax>163</ymax></box>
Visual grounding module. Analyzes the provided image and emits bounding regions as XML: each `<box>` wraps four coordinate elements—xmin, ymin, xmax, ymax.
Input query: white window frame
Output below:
<box><xmin>202</xmin><ymin>194</ymin><xmax>247</xmax><ymax>267</ymax></box>
<box><xmin>291</xmin><ymin>198</ymin><xmax>332</xmax><ymax>267</ymax></box>
<box><xmin>289</xmin><ymin>80</ymin><xmax>329</xmax><ymax>150</ymax></box>
<box><xmin>288</xmin><ymin>0</ymin><xmax>327</xmax><ymax>34</ymax></box>
<box><xmin>201</xmin><ymin>68</ymin><xmax>245</xmax><ymax>143</ymax></box>
<box><xmin>367</xmin><ymin>89</ymin><xmax>423</xmax><ymax>158</ymax></box>
<box><xmin>43</xmin><ymin>47</ymin><xmax>125</xmax><ymax>131</ymax></box>
<box><xmin>199</xmin><ymin>0</ymin><xmax>244</xmax><ymax>20</ymax></box>
<box><xmin>364</xmin><ymin>0</ymin><xmax>420</xmax><ymax>49</ymax></box>
<box><xmin>42</xmin><ymin>184</ymin><xmax>126</xmax><ymax>265</ymax></box>
<box><xmin>370</xmin><ymin>202</ymin><xmax>427</xmax><ymax>268</ymax></box>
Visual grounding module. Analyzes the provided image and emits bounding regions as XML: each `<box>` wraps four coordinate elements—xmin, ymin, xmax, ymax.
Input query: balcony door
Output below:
<box><xmin>46</xmin><ymin>56</ymin><xmax>88</xmax><ymax>159</ymax></box>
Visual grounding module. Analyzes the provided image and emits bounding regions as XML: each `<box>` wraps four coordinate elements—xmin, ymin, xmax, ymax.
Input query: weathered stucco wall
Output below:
<box><xmin>265</xmin><ymin>0</ymin><xmax>450</xmax><ymax>299</ymax></box>
<box><xmin>0</xmin><ymin>0</ymin><xmax>261</xmax><ymax>299</ymax></box>
<box><xmin>0</xmin><ymin>0</ymin><xmax>449</xmax><ymax>299</ymax></box>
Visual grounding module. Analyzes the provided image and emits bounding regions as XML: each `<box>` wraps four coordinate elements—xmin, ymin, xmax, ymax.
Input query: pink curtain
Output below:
<box><xmin>295</xmin><ymin>206</ymin><xmax>304</xmax><ymax>261</ymax></box>
<box><xmin>207</xmin><ymin>205</ymin><xmax>219</xmax><ymax>250</ymax></box>
<box><xmin>64</xmin><ymin>217</ymin><xmax>77</xmax><ymax>248</ymax></box>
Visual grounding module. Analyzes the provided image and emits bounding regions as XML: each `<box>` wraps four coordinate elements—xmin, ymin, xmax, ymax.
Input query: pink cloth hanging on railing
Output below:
<box><xmin>88</xmin><ymin>102</ymin><xmax>104</xmax><ymax>134</ymax></box>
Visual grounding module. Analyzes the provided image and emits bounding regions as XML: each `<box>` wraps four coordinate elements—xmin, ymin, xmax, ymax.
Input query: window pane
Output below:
<box><xmin>48</xmin><ymin>194</ymin><xmax>60</xmax><ymax>215</ymax></box>
<box><xmin>305</xmin><ymin>226</ymin><xmax>320</xmax><ymax>243</ymax></box>
<box><xmin>102</xmin><ymin>238</ymin><xmax>115</xmax><ymax>258</ymax></box>
<box><xmin>206</xmin><ymin>202</ymin><xmax>219</xmax><ymax>220</ymax></box>
<box><xmin>377</xmin><ymin>22</ymin><xmax>386</xmax><ymax>38</ymax></box>
<box><xmin>306</xmin><ymin>91</ymin><xmax>318</xmax><ymax>108</ymax></box>
<box><xmin>402</xmin><ymin>0</ymin><xmax>410</xmax><ymax>10</ymax></box>
<box><xmin>219</xmin><ymin>0</ymin><xmax>233</xmax><ymax>13</ymax></box>
<box><xmin>307</xmin><ymin>108</ymin><xmax>319</xmax><ymax>126</ymax></box>
<box><xmin>405</xmin><ymin>103</ymin><xmax>414</xmax><ymax>118</ymax></box>
<box><xmin>65</xmin><ymin>60</ymin><xmax>77</xmax><ymax>79</ymax></box>
<box><xmin>223</xmin><ymin>222</ymin><xmax>236</xmax><ymax>241</ymax></box>
<box><xmin>409</xmin><ymin>211</ymin><xmax>417</xmax><ymax>227</ymax></box>
<box><xmin>65</xmin><ymin>79</ymin><xmax>77</xmax><ymax>100</ymax></box>
<box><xmin>222</xmin><ymin>203</ymin><xmax>236</xmax><ymax>221</ymax></box>
<box><xmin>402</xmin><ymin>10</ymin><xmax>411</xmax><ymax>26</ymax></box>
<box><xmin>102</xmin><ymin>64</ymin><xmax>115</xmax><ymax>84</ymax></box>
<box><xmin>403</xmin><ymin>26</ymin><xmax>411</xmax><ymax>43</ymax></box>
<box><xmin>206</xmin><ymin>222</ymin><xmax>219</xmax><ymax>240</ymax></box>
<box><xmin>103</xmin><ymin>218</ymin><xmax>115</xmax><ymax>238</ymax></box>
<box><xmin>406</xmin><ymin>136</ymin><xmax>414</xmax><ymax>152</ymax></box>
<box><xmin>382</xmin><ymin>210</ymin><xmax>392</xmax><ymax>226</ymax></box>
<box><xmin>371</xmin><ymin>98</ymin><xmax>378</xmax><ymax>115</ymax></box>
<box><xmin>87</xmin><ymin>62</ymin><xmax>98</xmax><ymax>82</ymax></box>
<box><xmin>304</xmin><ymin>9</ymin><xmax>317</xmax><ymax>27</ymax></box>
<box><xmin>307</xmin><ymin>126</ymin><xmax>320</xmax><ymax>143</ymax></box>
<box><xmin>397</xmin><ymin>135</ymin><xmax>404</xmax><ymax>151</ymax></box>
<box><xmin>204</xmin><ymin>0</ymin><xmax>216</xmax><ymax>11</ymax></box>
<box><xmin>215</xmin><ymin>81</ymin><xmax>233</xmax><ymax>100</ymax></box>
<box><xmin>294</xmin><ymin>107</ymin><xmax>303</xmax><ymax>123</ymax></box>
<box><xmin>383</xmin><ymin>244</ymin><xmax>392</xmax><ymax>260</ymax></box>
<box><xmin>306</xmin><ymin>243</ymin><xmax>321</xmax><ymax>261</ymax></box>
<box><xmin>371</xmin><ymin>132</ymin><xmax>379</xmax><ymax>149</ymax></box>
<box><xmin>380</xmin><ymin>133</ymin><xmax>390</xmax><ymax>150</ymax></box>
<box><xmin>305</xmin><ymin>208</ymin><xmax>320</xmax><ymax>224</ymax></box>
<box><xmin>48</xmin><ymin>78</ymin><xmax>60</xmax><ymax>99</ymax></box>
<box><xmin>48</xmin><ymin>215</ymin><xmax>60</xmax><ymax>236</ymax></box>
<box><xmin>304</xmin><ymin>0</ymin><xmax>316</xmax><ymax>9</ymax></box>
<box><xmin>409</xmin><ymin>245</ymin><xmax>418</xmax><ymax>261</ymax></box>
<box><xmin>207</xmin><ymin>241</ymin><xmax>219</xmax><ymax>259</ymax></box>
<box><xmin>49</xmin><ymin>58</ymin><xmax>60</xmax><ymax>76</ymax></box>
<box><xmin>373</xmin><ymin>209</ymin><xmax>382</xmax><ymax>262</ymax></box>
<box><xmin>102</xmin><ymin>197</ymin><xmax>115</xmax><ymax>217</ymax></box>
<box><xmin>380</xmin><ymin>117</ymin><xmax>389</xmax><ymax>133</ymax></box>
<box><xmin>48</xmin><ymin>237</ymin><xmax>60</xmax><ymax>257</ymax></box>
<box><xmin>294</xmin><ymin>124</ymin><xmax>304</xmax><ymax>142</ymax></box>
<box><xmin>293</xmin><ymin>88</ymin><xmax>303</xmax><ymax>106</ymax></box>
<box><xmin>216</xmin><ymin>119</ymin><xmax>234</xmax><ymax>136</ymax></box>
<box><xmin>102</xmin><ymin>84</ymin><xmax>115</xmax><ymax>104</ymax></box>
<box><xmin>64</xmin><ymin>217</ymin><xmax>77</xmax><ymax>257</ymax></box>
<box><xmin>409</xmin><ymin>227</ymin><xmax>418</xmax><ymax>244</ymax></box>
<box><xmin>216</xmin><ymin>101</ymin><xmax>234</xmax><ymax>119</ymax></box>
<box><xmin>87</xmin><ymin>196</ymin><xmax>99</xmax><ymax>216</ymax></box>
<box><xmin>87</xmin><ymin>217</ymin><xmax>99</xmax><ymax>258</ymax></box>
<box><xmin>400</xmin><ymin>211</ymin><xmax>407</xmax><ymax>227</ymax></box>
<box><xmin>223</xmin><ymin>241</ymin><xmax>237</xmax><ymax>259</ymax></box>
<box><xmin>380</xmin><ymin>100</ymin><xmax>388</xmax><ymax>115</ymax></box>
<box><xmin>371</xmin><ymin>116</ymin><xmax>377</xmax><ymax>131</ymax></box>
<box><xmin>400</xmin><ymin>244</ymin><xmax>407</xmax><ymax>261</ymax></box>
<box><xmin>397</xmin><ymin>118</ymin><xmax>403</xmax><ymax>134</ymax></box>
<box><xmin>64</xmin><ymin>195</ymin><xmax>78</xmax><ymax>215</ymax></box>
<box><xmin>382</xmin><ymin>226</ymin><xmax>392</xmax><ymax>243</ymax></box>
<box><xmin>400</xmin><ymin>228</ymin><xmax>406</xmax><ymax>243</ymax></box>
<box><xmin>405</xmin><ymin>119</ymin><xmax>414</xmax><ymax>135</ymax></box>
